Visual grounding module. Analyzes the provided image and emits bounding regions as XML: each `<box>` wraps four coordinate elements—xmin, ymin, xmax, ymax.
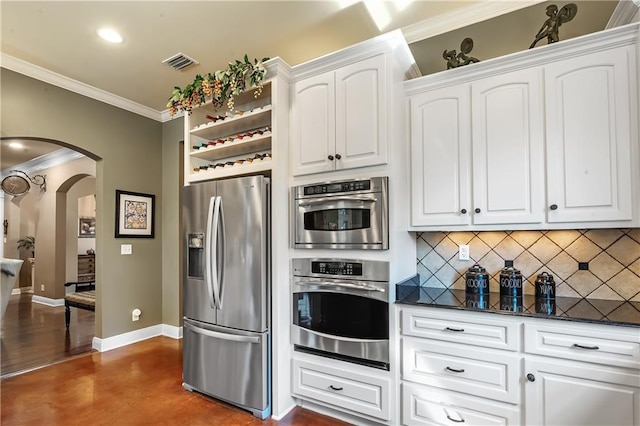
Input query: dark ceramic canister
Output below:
<box><xmin>465</xmin><ymin>293</ymin><xmax>489</xmax><ymax>310</ymax></box>
<box><xmin>500</xmin><ymin>295</ymin><xmax>524</xmax><ymax>313</ymax></box>
<box><xmin>535</xmin><ymin>272</ymin><xmax>556</xmax><ymax>299</ymax></box>
<box><xmin>465</xmin><ymin>264</ymin><xmax>489</xmax><ymax>295</ymax></box>
<box><xmin>499</xmin><ymin>267</ymin><xmax>523</xmax><ymax>297</ymax></box>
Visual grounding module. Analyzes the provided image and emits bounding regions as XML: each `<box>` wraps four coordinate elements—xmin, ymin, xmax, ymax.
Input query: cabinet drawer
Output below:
<box><xmin>524</xmin><ymin>322</ymin><xmax>640</xmax><ymax>370</ymax></box>
<box><xmin>402</xmin><ymin>382</ymin><xmax>521</xmax><ymax>425</ymax></box>
<box><xmin>401</xmin><ymin>307</ymin><xmax>522</xmax><ymax>351</ymax></box>
<box><xmin>292</xmin><ymin>357</ymin><xmax>390</xmax><ymax>421</ymax></box>
<box><xmin>402</xmin><ymin>337</ymin><xmax>521</xmax><ymax>404</ymax></box>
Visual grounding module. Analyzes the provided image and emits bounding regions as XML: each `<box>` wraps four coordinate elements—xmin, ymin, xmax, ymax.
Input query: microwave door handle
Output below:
<box><xmin>297</xmin><ymin>196</ymin><xmax>377</xmax><ymax>207</ymax></box>
<box><xmin>294</xmin><ymin>280</ymin><xmax>385</xmax><ymax>293</ymax></box>
<box><xmin>205</xmin><ymin>197</ymin><xmax>217</xmax><ymax>309</ymax></box>
<box><xmin>210</xmin><ymin>196</ymin><xmax>223</xmax><ymax>309</ymax></box>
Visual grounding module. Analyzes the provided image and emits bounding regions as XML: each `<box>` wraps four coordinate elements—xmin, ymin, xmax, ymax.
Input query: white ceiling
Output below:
<box><xmin>0</xmin><ymin>0</ymin><xmax>625</xmax><ymax>170</ymax></box>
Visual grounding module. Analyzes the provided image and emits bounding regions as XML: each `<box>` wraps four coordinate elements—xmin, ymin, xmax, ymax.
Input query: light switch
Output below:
<box><xmin>459</xmin><ymin>244</ymin><xmax>470</xmax><ymax>261</ymax></box>
<box><xmin>121</xmin><ymin>244</ymin><xmax>132</xmax><ymax>255</ymax></box>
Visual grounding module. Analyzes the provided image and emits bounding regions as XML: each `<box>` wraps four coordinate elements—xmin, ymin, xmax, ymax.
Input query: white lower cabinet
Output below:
<box><xmin>399</xmin><ymin>306</ymin><xmax>640</xmax><ymax>426</ymax></box>
<box><xmin>524</xmin><ymin>357</ymin><xmax>640</xmax><ymax>426</ymax></box>
<box><xmin>292</xmin><ymin>355</ymin><xmax>391</xmax><ymax>422</ymax></box>
<box><xmin>403</xmin><ymin>382</ymin><xmax>521</xmax><ymax>425</ymax></box>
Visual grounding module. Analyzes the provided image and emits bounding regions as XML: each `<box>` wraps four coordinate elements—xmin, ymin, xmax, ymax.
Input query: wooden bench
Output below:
<box><xmin>64</xmin><ymin>280</ymin><xmax>95</xmax><ymax>328</ymax></box>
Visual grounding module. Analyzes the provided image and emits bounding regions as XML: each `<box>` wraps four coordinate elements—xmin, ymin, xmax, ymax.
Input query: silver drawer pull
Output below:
<box><xmin>328</xmin><ymin>385</ymin><xmax>343</xmax><ymax>391</ymax></box>
<box><xmin>446</xmin><ymin>414</ymin><xmax>465</xmax><ymax>423</ymax></box>
<box><xmin>446</xmin><ymin>366</ymin><xmax>465</xmax><ymax>373</ymax></box>
<box><xmin>445</xmin><ymin>327</ymin><xmax>465</xmax><ymax>332</ymax></box>
<box><xmin>573</xmin><ymin>343</ymin><xmax>600</xmax><ymax>350</ymax></box>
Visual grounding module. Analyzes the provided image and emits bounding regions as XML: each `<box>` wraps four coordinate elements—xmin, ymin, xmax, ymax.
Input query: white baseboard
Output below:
<box><xmin>12</xmin><ymin>287</ymin><xmax>33</xmax><ymax>295</ymax></box>
<box><xmin>162</xmin><ymin>324</ymin><xmax>183</xmax><ymax>339</ymax></box>
<box><xmin>92</xmin><ymin>324</ymin><xmax>183</xmax><ymax>352</ymax></box>
<box><xmin>31</xmin><ymin>295</ymin><xmax>64</xmax><ymax>307</ymax></box>
<box><xmin>271</xmin><ymin>403</ymin><xmax>297</xmax><ymax>421</ymax></box>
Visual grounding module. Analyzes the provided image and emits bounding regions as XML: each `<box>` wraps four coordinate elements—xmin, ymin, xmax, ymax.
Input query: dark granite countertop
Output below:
<box><xmin>396</xmin><ymin>275</ymin><xmax>640</xmax><ymax>328</ymax></box>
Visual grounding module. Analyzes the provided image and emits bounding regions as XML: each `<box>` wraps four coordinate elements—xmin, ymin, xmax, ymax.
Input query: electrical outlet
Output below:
<box><xmin>121</xmin><ymin>244</ymin><xmax>132</xmax><ymax>255</ymax></box>
<box><xmin>40</xmin><ymin>284</ymin><xmax>45</xmax><ymax>292</ymax></box>
<box><xmin>459</xmin><ymin>244</ymin><xmax>470</xmax><ymax>261</ymax></box>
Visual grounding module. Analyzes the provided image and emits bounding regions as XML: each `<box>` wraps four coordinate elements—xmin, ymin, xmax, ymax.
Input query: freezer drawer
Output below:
<box><xmin>182</xmin><ymin>319</ymin><xmax>270</xmax><ymax>418</ymax></box>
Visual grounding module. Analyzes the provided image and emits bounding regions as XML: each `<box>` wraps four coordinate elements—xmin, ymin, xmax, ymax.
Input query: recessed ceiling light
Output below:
<box><xmin>8</xmin><ymin>142</ymin><xmax>24</xmax><ymax>150</ymax></box>
<box><xmin>97</xmin><ymin>28</ymin><xmax>123</xmax><ymax>44</ymax></box>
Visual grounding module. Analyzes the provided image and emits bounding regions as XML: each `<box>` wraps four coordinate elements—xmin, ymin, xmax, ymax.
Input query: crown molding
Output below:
<box><xmin>606</xmin><ymin>0</ymin><xmax>640</xmax><ymax>29</ymax></box>
<box><xmin>1</xmin><ymin>53</ymin><xmax>164</xmax><ymax>122</ymax></box>
<box><xmin>401</xmin><ymin>0</ymin><xmax>546</xmax><ymax>44</ymax></box>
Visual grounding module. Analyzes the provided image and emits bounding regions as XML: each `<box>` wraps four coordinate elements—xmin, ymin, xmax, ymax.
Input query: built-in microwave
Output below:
<box><xmin>292</xmin><ymin>176</ymin><xmax>388</xmax><ymax>250</ymax></box>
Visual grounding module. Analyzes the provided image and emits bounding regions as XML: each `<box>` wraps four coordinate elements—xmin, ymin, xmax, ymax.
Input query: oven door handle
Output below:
<box><xmin>297</xmin><ymin>196</ymin><xmax>377</xmax><ymax>207</ymax></box>
<box><xmin>294</xmin><ymin>280</ymin><xmax>385</xmax><ymax>293</ymax></box>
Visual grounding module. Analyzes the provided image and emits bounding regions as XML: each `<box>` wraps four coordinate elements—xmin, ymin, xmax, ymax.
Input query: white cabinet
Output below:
<box><xmin>525</xmin><ymin>357</ymin><xmax>640</xmax><ymax>426</ymax></box>
<box><xmin>292</xmin><ymin>54</ymin><xmax>387</xmax><ymax>176</ymax></box>
<box><xmin>399</xmin><ymin>307</ymin><xmax>524</xmax><ymax>425</ymax></box>
<box><xmin>407</xmin><ymin>24</ymin><xmax>639</xmax><ymax>230</ymax></box>
<box><xmin>524</xmin><ymin>320</ymin><xmax>640</xmax><ymax>426</ymax></box>
<box><xmin>291</xmin><ymin>353</ymin><xmax>391</xmax><ymax>422</ymax></box>
<box><xmin>545</xmin><ymin>46</ymin><xmax>636</xmax><ymax>223</ymax></box>
<box><xmin>409</xmin><ymin>68</ymin><xmax>544</xmax><ymax>227</ymax></box>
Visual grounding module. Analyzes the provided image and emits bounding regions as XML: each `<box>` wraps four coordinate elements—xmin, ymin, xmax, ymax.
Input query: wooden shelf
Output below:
<box><xmin>190</xmin><ymin>106</ymin><xmax>272</xmax><ymax>140</ymax></box>
<box><xmin>188</xmin><ymin>157</ymin><xmax>272</xmax><ymax>182</ymax></box>
<box><xmin>191</xmin><ymin>134</ymin><xmax>272</xmax><ymax>162</ymax></box>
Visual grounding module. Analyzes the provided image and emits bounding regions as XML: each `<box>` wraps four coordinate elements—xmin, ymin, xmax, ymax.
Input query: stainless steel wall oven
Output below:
<box><xmin>291</xmin><ymin>258</ymin><xmax>390</xmax><ymax>370</ymax></box>
<box><xmin>293</xmin><ymin>177</ymin><xmax>388</xmax><ymax>250</ymax></box>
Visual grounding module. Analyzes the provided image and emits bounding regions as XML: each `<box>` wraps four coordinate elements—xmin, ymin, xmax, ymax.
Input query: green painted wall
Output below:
<box><xmin>1</xmin><ymin>68</ymin><xmax>172</xmax><ymax>339</ymax></box>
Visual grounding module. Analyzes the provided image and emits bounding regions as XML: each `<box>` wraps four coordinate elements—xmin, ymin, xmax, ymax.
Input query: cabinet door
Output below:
<box><xmin>545</xmin><ymin>46</ymin><xmax>636</xmax><ymax>223</ymax></box>
<box><xmin>409</xmin><ymin>85</ymin><xmax>472</xmax><ymax>227</ymax></box>
<box><xmin>335</xmin><ymin>54</ymin><xmax>387</xmax><ymax>170</ymax></box>
<box><xmin>292</xmin><ymin>72</ymin><xmax>335</xmax><ymax>176</ymax></box>
<box><xmin>471</xmin><ymin>68</ymin><xmax>545</xmax><ymax>225</ymax></box>
<box><xmin>525</xmin><ymin>357</ymin><xmax>640</xmax><ymax>426</ymax></box>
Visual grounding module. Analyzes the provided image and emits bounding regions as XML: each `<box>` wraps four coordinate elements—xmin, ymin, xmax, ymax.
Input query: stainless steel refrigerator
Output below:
<box><xmin>182</xmin><ymin>175</ymin><xmax>270</xmax><ymax>419</ymax></box>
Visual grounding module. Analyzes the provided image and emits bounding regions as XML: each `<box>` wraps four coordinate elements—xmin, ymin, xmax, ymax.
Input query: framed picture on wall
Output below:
<box><xmin>115</xmin><ymin>190</ymin><xmax>155</xmax><ymax>238</ymax></box>
<box><xmin>78</xmin><ymin>217</ymin><xmax>96</xmax><ymax>237</ymax></box>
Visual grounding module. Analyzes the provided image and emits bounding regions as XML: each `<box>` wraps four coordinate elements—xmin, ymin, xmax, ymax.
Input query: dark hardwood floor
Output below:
<box><xmin>1</xmin><ymin>336</ymin><xmax>351</xmax><ymax>425</ymax></box>
<box><xmin>1</xmin><ymin>293</ymin><xmax>95</xmax><ymax>377</ymax></box>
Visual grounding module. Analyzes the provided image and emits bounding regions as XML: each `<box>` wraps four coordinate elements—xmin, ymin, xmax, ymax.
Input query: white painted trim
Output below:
<box><xmin>1</xmin><ymin>148</ymin><xmax>83</xmax><ymax>177</ymax></box>
<box><xmin>401</xmin><ymin>0</ymin><xmax>546</xmax><ymax>44</ymax></box>
<box><xmin>162</xmin><ymin>324</ymin><xmax>183</xmax><ymax>339</ymax></box>
<box><xmin>1</xmin><ymin>53</ymin><xmax>163</xmax><ymax>122</ymax></box>
<box><xmin>31</xmin><ymin>295</ymin><xmax>64</xmax><ymax>307</ymax></box>
<box><xmin>607</xmin><ymin>0</ymin><xmax>640</xmax><ymax>29</ymax></box>
<box><xmin>92</xmin><ymin>324</ymin><xmax>163</xmax><ymax>352</ymax></box>
<box><xmin>271</xmin><ymin>403</ymin><xmax>297</xmax><ymax>421</ymax></box>
<box><xmin>11</xmin><ymin>288</ymin><xmax>21</xmax><ymax>295</ymax></box>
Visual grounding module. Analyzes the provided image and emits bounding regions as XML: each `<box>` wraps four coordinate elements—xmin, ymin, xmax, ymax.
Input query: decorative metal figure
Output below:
<box><xmin>443</xmin><ymin>38</ymin><xmax>480</xmax><ymax>70</ymax></box>
<box><xmin>529</xmin><ymin>3</ymin><xmax>578</xmax><ymax>49</ymax></box>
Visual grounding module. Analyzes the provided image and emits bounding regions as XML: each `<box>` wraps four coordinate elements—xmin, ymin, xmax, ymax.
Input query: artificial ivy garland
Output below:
<box><xmin>167</xmin><ymin>55</ymin><xmax>269</xmax><ymax>116</ymax></box>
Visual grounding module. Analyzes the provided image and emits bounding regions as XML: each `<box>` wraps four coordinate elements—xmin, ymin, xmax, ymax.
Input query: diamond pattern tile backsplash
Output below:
<box><xmin>416</xmin><ymin>229</ymin><xmax>640</xmax><ymax>302</ymax></box>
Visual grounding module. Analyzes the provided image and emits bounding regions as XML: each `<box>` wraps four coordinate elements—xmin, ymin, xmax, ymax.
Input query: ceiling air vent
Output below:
<box><xmin>162</xmin><ymin>52</ymin><xmax>199</xmax><ymax>71</ymax></box>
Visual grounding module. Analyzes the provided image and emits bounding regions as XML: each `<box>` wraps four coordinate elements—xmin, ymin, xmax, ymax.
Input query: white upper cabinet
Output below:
<box><xmin>545</xmin><ymin>46</ymin><xmax>635</xmax><ymax>223</ymax></box>
<box><xmin>292</xmin><ymin>54</ymin><xmax>387</xmax><ymax>176</ymax></box>
<box><xmin>410</xmin><ymin>84</ymin><xmax>471</xmax><ymax>227</ymax></box>
<box><xmin>406</xmin><ymin>23</ymin><xmax>639</xmax><ymax>230</ymax></box>
<box><xmin>471</xmin><ymin>68</ymin><xmax>545</xmax><ymax>225</ymax></box>
<box><xmin>409</xmin><ymin>69</ymin><xmax>544</xmax><ymax>228</ymax></box>
<box><xmin>292</xmin><ymin>73</ymin><xmax>335</xmax><ymax>175</ymax></box>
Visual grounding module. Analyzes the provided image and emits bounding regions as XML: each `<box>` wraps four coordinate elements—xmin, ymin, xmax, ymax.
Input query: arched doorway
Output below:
<box><xmin>1</xmin><ymin>137</ymin><xmax>100</xmax><ymax>377</ymax></box>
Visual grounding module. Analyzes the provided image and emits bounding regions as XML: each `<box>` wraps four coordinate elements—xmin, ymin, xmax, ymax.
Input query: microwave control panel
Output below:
<box><xmin>312</xmin><ymin>261</ymin><xmax>363</xmax><ymax>276</ymax></box>
<box><xmin>302</xmin><ymin>180</ymin><xmax>371</xmax><ymax>196</ymax></box>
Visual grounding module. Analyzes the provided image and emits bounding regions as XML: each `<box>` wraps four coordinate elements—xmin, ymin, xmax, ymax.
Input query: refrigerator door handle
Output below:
<box><xmin>205</xmin><ymin>196</ymin><xmax>220</xmax><ymax>309</ymax></box>
<box><xmin>184</xmin><ymin>321</ymin><xmax>260</xmax><ymax>344</ymax></box>
<box><xmin>216</xmin><ymin>196</ymin><xmax>226</xmax><ymax>308</ymax></box>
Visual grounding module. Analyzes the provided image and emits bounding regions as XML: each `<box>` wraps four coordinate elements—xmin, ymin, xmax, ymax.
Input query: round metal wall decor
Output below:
<box><xmin>1</xmin><ymin>174</ymin><xmax>31</xmax><ymax>196</ymax></box>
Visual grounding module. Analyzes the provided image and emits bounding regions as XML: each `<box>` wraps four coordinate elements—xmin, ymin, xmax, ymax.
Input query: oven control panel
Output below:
<box><xmin>302</xmin><ymin>180</ymin><xmax>371</xmax><ymax>196</ymax></box>
<box><xmin>312</xmin><ymin>261</ymin><xmax>363</xmax><ymax>276</ymax></box>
